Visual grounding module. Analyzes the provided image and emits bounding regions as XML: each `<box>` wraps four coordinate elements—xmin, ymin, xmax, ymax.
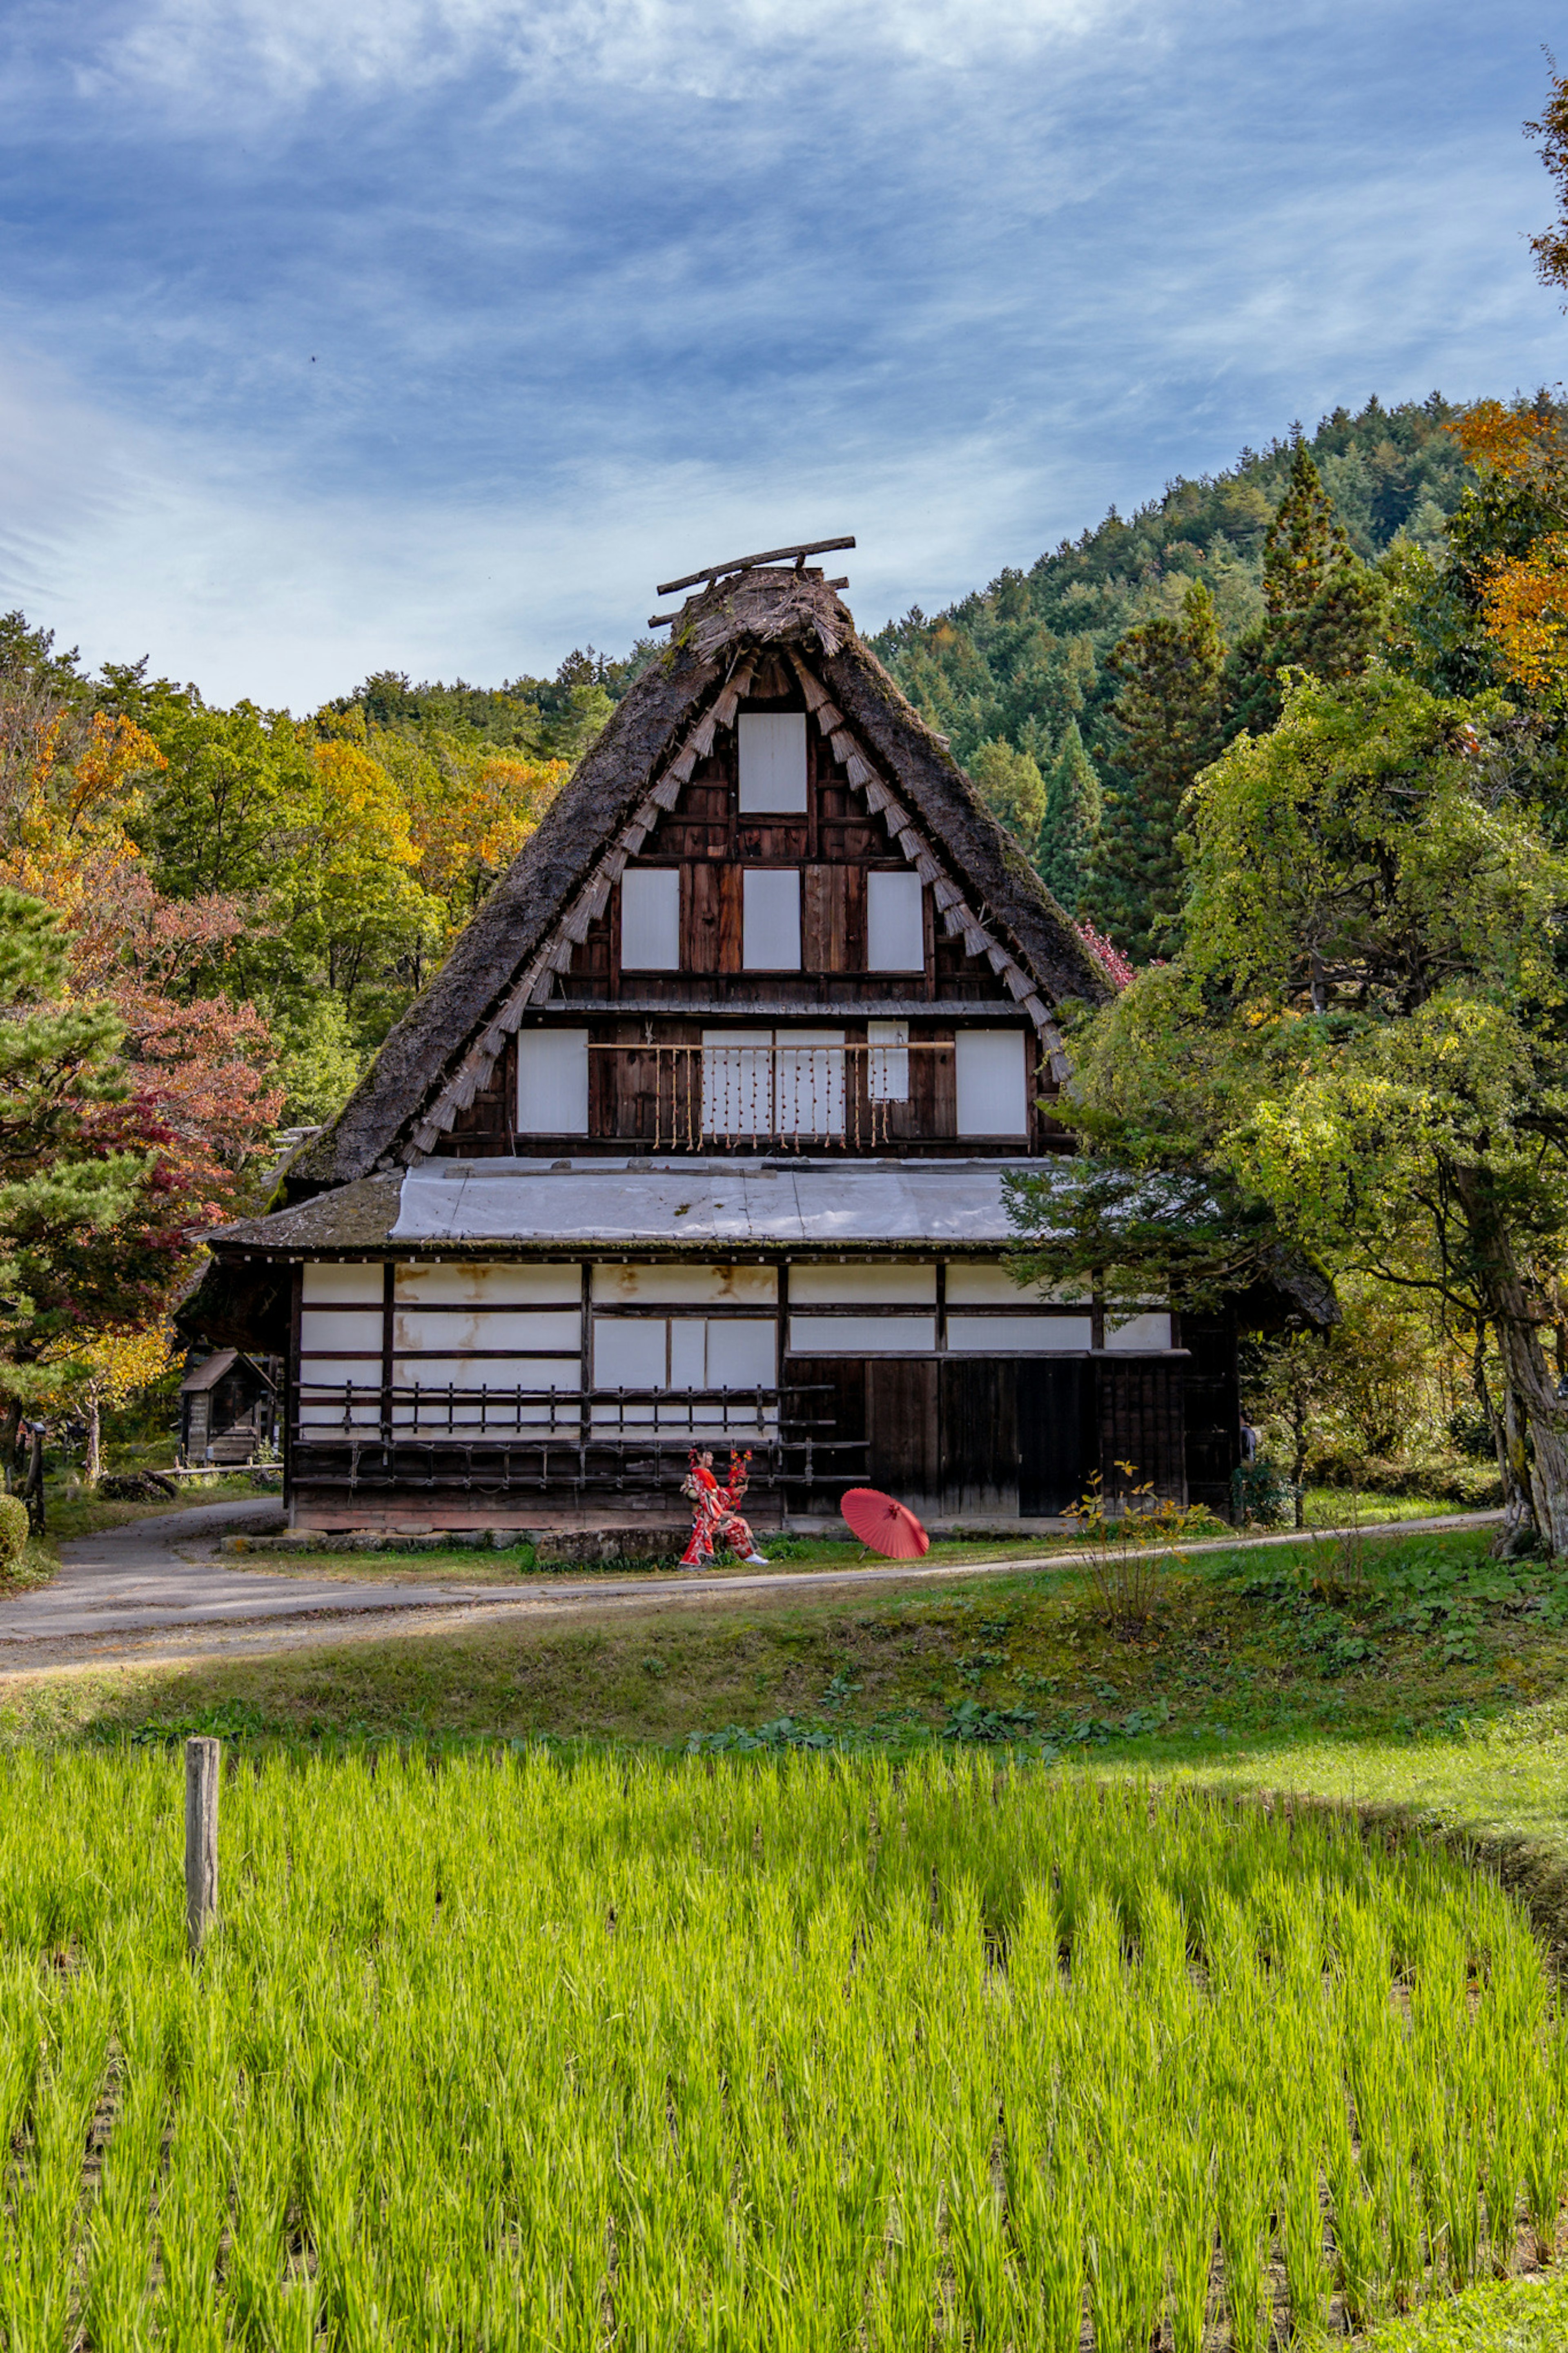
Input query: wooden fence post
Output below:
<box><xmin>185</xmin><ymin>1736</ymin><xmax>219</xmax><ymax>1954</ymax></box>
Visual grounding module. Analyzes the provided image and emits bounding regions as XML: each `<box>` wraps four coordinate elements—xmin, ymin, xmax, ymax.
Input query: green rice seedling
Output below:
<box><xmin>1441</xmin><ymin>2125</ymin><xmax>1485</xmax><ymax>2289</ymax></box>
<box><xmin>1384</xmin><ymin>2137</ymin><xmax>1424</xmax><ymax>2315</ymax></box>
<box><xmin>1165</xmin><ymin>2138</ymin><xmax>1216</xmax><ymax>2353</ymax></box>
<box><xmin>1281</xmin><ymin>2152</ymin><xmax>1331</xmax><ymax>2344</ymax></box>
<box><xmin>1523</xmin><ymin>2097</ymin><xmax>1568</xmax><ymax>2266</ymax></box>
<box><xmin>1485</xmin><ymin>2104</ymin><xmax>1524</xmax><ymax>2276</ymax></box>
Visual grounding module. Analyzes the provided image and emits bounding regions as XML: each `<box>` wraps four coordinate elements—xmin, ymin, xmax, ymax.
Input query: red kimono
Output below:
<box><xmin>680</xmin><ymin>1450</ymin><xmax>760</xmax><ymax>1567</ymax></box>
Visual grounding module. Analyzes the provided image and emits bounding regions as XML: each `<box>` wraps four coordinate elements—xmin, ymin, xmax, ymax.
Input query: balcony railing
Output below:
<box><xmin>586</xmin><ymin>1039</ymin><xmax>950</xmax><ymax>1151</ymax></box>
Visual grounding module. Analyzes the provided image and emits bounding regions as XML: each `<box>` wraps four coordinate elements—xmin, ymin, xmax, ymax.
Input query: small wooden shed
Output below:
<box><xmin>179</xmin><ymin>1349</ymin><xmax>279</xmax><ymax>1465</ymax></box>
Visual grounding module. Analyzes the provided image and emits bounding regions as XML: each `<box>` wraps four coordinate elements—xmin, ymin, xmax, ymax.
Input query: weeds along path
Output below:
<box><xmin>0</xmin><ymin>1750</ymin><xmax>1560</xmax><ymax>2347</ymax></box>
<box><xmin>0</xmin><ymin>1502</ymin><xmax>1501</xmax><ymax>1679</ymax></box>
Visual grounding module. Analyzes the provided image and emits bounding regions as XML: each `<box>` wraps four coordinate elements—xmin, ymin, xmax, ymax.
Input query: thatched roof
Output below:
<box><xmin>286</xmin><ymin>571</ymin><xmax>1110</xmax><ymax>1198</ymax></box>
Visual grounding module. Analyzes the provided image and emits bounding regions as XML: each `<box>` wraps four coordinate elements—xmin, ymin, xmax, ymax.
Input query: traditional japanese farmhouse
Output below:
<box><xmin>189</xmin><ymin>543</ymin><xmax>1243</xmax><ymax>1537</ymax></box>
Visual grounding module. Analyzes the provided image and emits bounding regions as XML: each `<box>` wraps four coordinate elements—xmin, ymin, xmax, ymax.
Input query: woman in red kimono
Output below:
<box><xmin>680</xmin><ymin>1447</ymin><xmax>770</xmax><ymax>1568</ymax></box>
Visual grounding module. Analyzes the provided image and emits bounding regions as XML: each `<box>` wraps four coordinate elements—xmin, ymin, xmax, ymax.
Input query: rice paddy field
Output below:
<box><xmin>1</xmin><ymin>1749</ymin><xmax>1564</xmax><ymax>2349</ymax></box>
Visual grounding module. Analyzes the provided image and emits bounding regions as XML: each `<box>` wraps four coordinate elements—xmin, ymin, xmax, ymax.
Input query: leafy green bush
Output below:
<box><xmin>1233</xmin><ymin>1455</ymin><xmax>1292</xmax><ymax>1526</ymax></box>
<box><xmin>0</xmin><ymin>1492</ymin><xmax>31</xmax><ymax>1571</ymax></box>
<box><xmin>1365</xmin><ymin>2273</ymin><xmax>1568</xmax><ymax>2350</ymax></box>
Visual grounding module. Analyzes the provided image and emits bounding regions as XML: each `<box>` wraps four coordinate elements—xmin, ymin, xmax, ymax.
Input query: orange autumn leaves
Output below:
<box><xmin>1451</xmin><ymin>400</ymin><xmax>1568</xmax><ymax>694</ymax></box>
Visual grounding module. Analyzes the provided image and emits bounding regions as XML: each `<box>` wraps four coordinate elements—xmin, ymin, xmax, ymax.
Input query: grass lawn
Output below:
<box><xmin>226</xmin><ymin>1491</ymin><xmax>1470</xmax><ymax>1584</ymax></box>
<box><xmin>4</xmin><ymin>1525</ymin><xmax>1562</xmax><ymax>1836</ymax></box>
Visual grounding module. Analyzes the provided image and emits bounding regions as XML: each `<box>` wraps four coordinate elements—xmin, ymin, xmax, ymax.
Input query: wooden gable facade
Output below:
<box><xmin>190</xmin><ymin>560</ymin><xmax>1242</xmax><ymax>1537</ymax></box>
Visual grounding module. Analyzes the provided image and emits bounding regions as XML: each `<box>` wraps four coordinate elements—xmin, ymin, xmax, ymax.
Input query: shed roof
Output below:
<box><xmin>180</xmin><ymin>1348</ymin><xmax>276</xmax><ymax>1392</ymax></box>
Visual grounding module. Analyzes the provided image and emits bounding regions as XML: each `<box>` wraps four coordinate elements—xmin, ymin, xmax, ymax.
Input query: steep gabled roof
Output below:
<box><xmin>287</xmin><ymin>571</ymin><xmax>1111</xmax><ymax>1195</ymax></box>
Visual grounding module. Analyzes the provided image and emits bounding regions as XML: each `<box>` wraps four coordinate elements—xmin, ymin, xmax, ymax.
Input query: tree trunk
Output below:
<box><xmin>84</xmin><ymin>1385</ymin><xmax>102</xmax><ymax>1491</ymax></box>
<box><xmin>0</xmin><ymin>1399</ymin><xmax>21</xmax><ymax>1494</ymax></box>
<box><xmin>1452</xmin><ymin>1166</ymin><xmax>1568</xmax><ymax>1557</ymax></box>
<box><xmin>1472</xmin><ymin>1319</ymin><xmax>1536</xmax><ymax>1556</ymax></box>
<box><xmin>1290</xmin><ymin>1398</ymin><xmax>1308</xmax><ymax>1530</ymax></box>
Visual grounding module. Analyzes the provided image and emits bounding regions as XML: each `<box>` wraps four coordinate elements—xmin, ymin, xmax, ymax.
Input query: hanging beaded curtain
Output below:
<box><xmin>586</xmin><ymin>1043</ymin><xmax>960</xmax><ymax>1150</ymax></box>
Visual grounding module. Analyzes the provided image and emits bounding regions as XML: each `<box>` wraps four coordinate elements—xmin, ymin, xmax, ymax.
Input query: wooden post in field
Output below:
<box><xmin>185</xmin><ymin>1736</ymin><xmax>219</xmax><ymax>1954</ymax></box>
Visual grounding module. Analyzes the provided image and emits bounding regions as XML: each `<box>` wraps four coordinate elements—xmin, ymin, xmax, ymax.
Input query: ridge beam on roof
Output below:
<box><xmin>655</xmin><ymin>537</ymin><xmax>854</xmax><ymax>598</ymax></box>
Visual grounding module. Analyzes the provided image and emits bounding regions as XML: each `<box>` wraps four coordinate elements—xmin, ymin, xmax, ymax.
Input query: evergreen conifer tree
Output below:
<box><xmin>1224</xmin><ymin>444</ymin><xmax>1383</xmax><ymax>738</ymax></box>
<box><xmin>1083</xmin><ymin>580</ymin><xmax>1225</xmax><ymax>963</ymax></box>
<box><xmin>1037</xmin><ymin>720</ymin><xmax>1102</xmax><ymax>911</ymax></box>
<box><xmin>967</xmin><ymin>737</ymin><xmax>1047</xmax><ymax>860</ymax></box>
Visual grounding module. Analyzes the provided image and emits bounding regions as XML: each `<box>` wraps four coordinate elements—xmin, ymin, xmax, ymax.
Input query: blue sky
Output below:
<box><xmin>0</xmin><ymin>0</ymin><xmax>1561</xmax><ymax>707</ymax></box>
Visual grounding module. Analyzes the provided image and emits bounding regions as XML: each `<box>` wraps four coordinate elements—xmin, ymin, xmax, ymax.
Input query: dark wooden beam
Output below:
<box><xmin>656</xmin><ymin>537</ymin><xmax>855</xmax><ymax>598</ymax></box>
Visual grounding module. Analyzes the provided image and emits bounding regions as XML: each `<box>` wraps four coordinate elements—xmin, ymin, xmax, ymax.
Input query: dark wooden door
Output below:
<box><xmin>939</xmin><ymin>1360</ymin><xmax>1017</xmax><ymax>1517</ymax></box>
<box><xmin>1179</xmin><ymin>1313</ymin><xmax>1240</xmax><ymax>1518</ymax></box>
<box><xmin>1017</xmin><ymin>1360</ymin><xmax>1096</xmax><ymax>1517</ymax></box>
<box><xmin>782</xmin><ymin>1357</ymin><xmax>866</xmax><ymax>1517</ymax></box>
<box><xmin>865</xmin><ymin>1360</ymin><xmax>941</xmax><ymax>1513</ymax></box>
<box><xmin>1096</xmin><ymin>1360</ymin><xmax>1187</xmax><ymax>1505</ymax></box>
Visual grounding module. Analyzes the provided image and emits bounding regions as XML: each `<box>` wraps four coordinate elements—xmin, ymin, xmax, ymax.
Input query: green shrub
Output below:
<box><xmin>1365</xmin><ymin>2273</ymin><xmax>1568</xmax><ymax>2349</ymax></box>
<box><xmin>0</xmin><ymin>1491</ymin><xmax>31</xmax><ymax>1570</ymax></box>
<box><xmin>1233</xmin><ymin>1455</ymin><xmax>1292</xmax><ymax>1526</ymax></box>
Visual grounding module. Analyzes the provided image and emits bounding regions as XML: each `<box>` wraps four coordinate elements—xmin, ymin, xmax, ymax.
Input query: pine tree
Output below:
<box><xmin>1224</xmin><ymin>444</ymin><xmax>1383</xmax><ymax>738</ymax></box>
<box><xmin>1037</xmin><ymin>720</ymin><xmax>1102</xmax><ymax>911</ymax></box>
<box><xmin>1083</xmin><ymin>580</ymin><xmax>1225</xmax><ymax>963</ymax></box>
<box><xmin>967</xmin><ymin>737</ymin><xmax>1047</xmax><ymax>860</ymax></box>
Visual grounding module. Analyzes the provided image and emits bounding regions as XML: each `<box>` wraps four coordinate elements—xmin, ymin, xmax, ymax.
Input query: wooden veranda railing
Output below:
<box><xmin>290</xmin><ymin>1383</ymin><xmax>866</xmax><ymax>1499</ymax></box>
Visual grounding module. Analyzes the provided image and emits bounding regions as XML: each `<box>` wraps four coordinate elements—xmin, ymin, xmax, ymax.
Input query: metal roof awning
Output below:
<box><xmin>390</xmin><ymin>1158</ymin><xmax>1045</xmax><ymax>1251</ymax></box>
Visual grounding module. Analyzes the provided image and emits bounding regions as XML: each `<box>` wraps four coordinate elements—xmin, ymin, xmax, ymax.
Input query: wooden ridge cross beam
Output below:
<box><xmin>650</xmin><ymin>536</ymin><xmax>854</xmax><ymax>625</ymax></box>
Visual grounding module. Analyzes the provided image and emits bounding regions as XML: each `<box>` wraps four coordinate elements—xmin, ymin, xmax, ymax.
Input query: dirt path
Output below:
<box><xmin>0</xmin><ymin>1503</ymin><xmax>1500</xmax><ymax>1681</ymax></box>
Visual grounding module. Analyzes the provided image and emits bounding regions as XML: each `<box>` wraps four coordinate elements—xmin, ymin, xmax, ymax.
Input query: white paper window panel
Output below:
<box><xmin>302</xmin><ymin>1263</ymin><xmax>383</xmax><ymax>1305</ymax></box>
<box><xmin>592</xmin><ymin>1264</ymin><xmax>777</xmax><ymax>1305</ymax></box>
<box><xmin>944</xmin><ymin>1262</ymin><xmax>1091</xmax><ymax>1306</ymax></box>
<box><xmin>789</xmin><ymin>1262</ymin><xmax>936</xmax><ymax>1305</ymax></box>
<box><xmin>620</xmin><ymin>868</ymin><xmax>681</xmax><ymax>969</ymax></box>
<box><xmin>1103</xmin><ymin>1312</ymin><xmax>1174</xmax><ymax>1352</ymax></box>
<box><xmin>867</xmin><ymin>871</ymin><xmax>925</xmax><ymax>972</ymax></box>
<box><xmin>702</xmin><ymin>1030</ymin><xmax>773</xmax><ymax>1136</ymax></box>
<box><xmin>775</xmin><ymin>1030</ymin><xmax>844</xmax><ymax>1136</ymax></box>
<box><xmin>706</xmin><ymin>1319</ymin><xmax>776</xmax><ymax>1389</ymax></box>
<box><xmin>868</xmin><ymin>1019</ymin><xmax>909</xmax><ymax>1102</ymax></box>
<box><xmin>394</xmin><ymin>1309</ymin><xmax>582</xmax><ymax>1355</ymax></box>
<box><xmin>955</xmin><ymin>1029</ymin><xmax>1029</xmax><ymax>1136</ymax></box>
<box><xmin>517</xmin><ymin>1029</ymin><xmax>589</xmax><ymax>1135</ymax></box>
<box><xmin>743</xmin><ymin>869</ymin><xmax>801</xmax><ymax>970</ymax></box>
<box><xmin>299</xmin><ymin>1309</ymin><xmax>382</xmax><ymax>1354</ymax></box>
<box><xmin>788</xmin><ymin>1315</ymin><xmax>937</xmax><ymax>1354</ymax></box>
<box><xmin>593</xmin><ymin>1317</ymin><xmax>666</xmax><ymax>1389</ymax></box>
<box><xmin>738</xmin><ymin>712</ymin><xmax>808</xmax><ymax>812</ymax></box>
<box><xmin>946</xmin><ymin>1315</ymin><xmax>1094</xmax><ymax>1353</ymax></box>
<box><xmin>592</xmin><ymin>1316</ymin><xmax>775</xmax><ymax>1390</ymax></box>
<box><xmin>395</xmin><ymin>1262</ymin><xmax>579</xmax><ymax>1306</ymax></box>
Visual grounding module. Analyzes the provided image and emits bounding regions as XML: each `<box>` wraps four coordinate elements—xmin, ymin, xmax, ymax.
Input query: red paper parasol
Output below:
<box><xmin>840</xmin><ymin>1488</ymin><xmax>930</xmax><ymax>1560</ymax></box>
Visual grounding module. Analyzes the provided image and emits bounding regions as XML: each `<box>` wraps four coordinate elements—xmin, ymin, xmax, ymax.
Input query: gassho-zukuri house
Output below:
<box><xmin>187</xmin><ymin>544</ymin><xmax>1250</xmax><ymax>1538</ymax></box>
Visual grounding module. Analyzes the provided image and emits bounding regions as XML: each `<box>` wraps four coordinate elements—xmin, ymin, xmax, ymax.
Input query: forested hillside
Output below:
<box><xmin>871</xmin><ymin>395</ymin><xmax>1475</xmax><ymax>951</ymax></box>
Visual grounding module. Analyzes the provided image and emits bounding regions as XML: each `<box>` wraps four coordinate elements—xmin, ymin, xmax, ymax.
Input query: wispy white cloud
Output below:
<box><xmin>98</xmin><ymin>0</ymin><xmax>1146</xmax><ymax>112</ymax></box>
<box><xmin>0</xmin><ymin>0</ymin><xmax>1558</xmax><ymax>705</ymax></box>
